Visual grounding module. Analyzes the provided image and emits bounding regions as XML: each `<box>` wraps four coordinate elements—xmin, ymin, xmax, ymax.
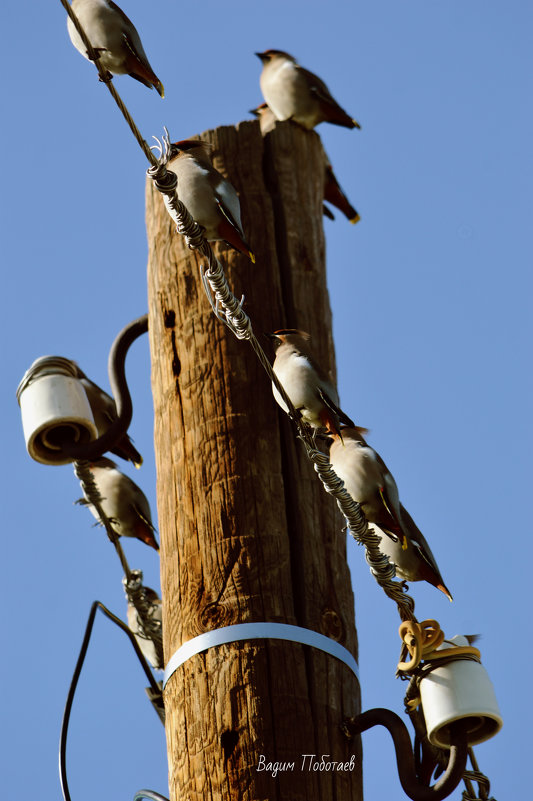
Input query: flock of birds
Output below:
<box><xmin>66</xmin><ymin>0</ymin><xmax>452</xmax><ymax>665</ymax></box>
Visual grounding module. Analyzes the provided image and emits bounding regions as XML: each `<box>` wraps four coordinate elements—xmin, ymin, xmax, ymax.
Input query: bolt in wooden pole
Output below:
<box><xmin>146</xmin><ymin>120</ymin><xmax>362</xmax><ymax>801</ymax></box>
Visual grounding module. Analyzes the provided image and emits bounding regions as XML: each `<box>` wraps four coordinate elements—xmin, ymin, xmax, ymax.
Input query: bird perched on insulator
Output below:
<box><xmin>267</xmin><ymin>329</ymin><xmax>354</xmax><ymax>436</ymax></box>
<box><xmin>255</xmin><ymin>50</ymin><xmax>360</xmax><ymax>130</ymax></box>
<box><xmin>249</xmin><ymin>104</ymin><xmax>360</xmax><ymax>224</ymax></box>
<box><xmin>168</xmin><ymin>139</ymin><xmax>255</xmax><ymax>262</ymax></box>
<box><xmin>329</xmin><ymin>427</ymin><xmax>452</xmax><ymax>600</ymax></box>
<box><xmin>77</xmin><ymin>457</ymin><xmax>159</xmax><ymax>550</ymax></box>
<box><xmin>67</xmin><ymin>0</ymin><xmax>164</xmax><ymax>96</ymax></box>
<box><xmin>126</xmin><ymin>586</ymin><xmax>163</xmax><ymax>670</ymax></box>
<box><xmin>73</xmin><ymin>364</ymin><xmax>142</xmax><ymax>467</ymax></box>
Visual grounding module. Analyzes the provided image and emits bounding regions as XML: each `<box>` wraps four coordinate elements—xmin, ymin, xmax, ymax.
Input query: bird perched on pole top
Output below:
<box><xmin>73</xmin><ymin>364</ymin><xmax>142</xmax><ymax>467</ymax></box>
<box><xmin>267</xmin><ymin>329</ymin><xmax>354</xmax><ymax>437</ymax></box>
<box><xmin>250</xmin><ymin>104</ymin><xmax>360</xmax><ymax>224</ymax></box>
<box><xmin>168</xmin><ymin>139</ymin><xmax>255</xmax><ymax>262</ymax></box>
<box><xmin>77</xmin><ymin>457</ymin><xmax>159</xmax><ymax>550</ymax></box>
<box><xmin>329</xmin><ymin>427</ymin><xmax>452</xmax><ymax>600</ymax></box>
<box><xmin>249</xmin><ymin>101</ymin><xmax>277</xmax><ymax>135</ymax></box>
<box><xmin>67</xmin><ymin>0</ymin><xmax>164</xmax><ymax>96</ymax></box>
<box><xmin>255</xmin><ymin>50</ymin><xmax>360</xmax><ymax>130</ymax></box>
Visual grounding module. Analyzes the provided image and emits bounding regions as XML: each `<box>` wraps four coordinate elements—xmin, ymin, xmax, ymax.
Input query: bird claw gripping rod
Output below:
<box><xmin>147</xmin><ymin>131</ymin><xmax>417</xmax><ymax>625</ymax></box>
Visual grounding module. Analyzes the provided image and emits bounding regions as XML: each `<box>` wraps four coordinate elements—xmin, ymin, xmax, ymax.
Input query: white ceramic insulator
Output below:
<box><xmin>420</xmin><ymin>635</ymin><xmax>503</xmax><ymax>748</ymax></box>
<box><xmin>19</xmin><ymin>374</ymin><xmax>97</xmax><ymax>465</ymax></box>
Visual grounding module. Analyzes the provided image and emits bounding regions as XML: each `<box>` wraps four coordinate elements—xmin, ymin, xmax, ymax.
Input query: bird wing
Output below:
<box><xmin>107</xmin><ymin>1</ymin><xmax>162</xmax><ymax>92</ymax></box>
<box><xmin>298</xmin><ymin>65</ymin><xmax>357</xmax><ymax>128</ymax></box>
<box><xmin>317</xmin><ymin>386</ymin><xmax>355</xmax><ymax>428</ymax></box>
<box><xmin>214</xmin><ymin>193</ymin><xmax>244</xmax><ymax>237</ymax></box>
<box><xmin>133</xmin><ymin>503</ymin><xmax>156</xmax><ymax>533</ymax></box>
<box><xmin>399</xmin><ymin>504</ymin><xmax>444</xmax><ymax>578</ymax></box>
<box><xmin>299</xmin><ymin>66</ymin><xmax>338</xmax><ymax>106</ymax></box>
<box><xmin>369</xmin><ymin>465</ymin><xmax>408</xmax><ymax>546</ymax></box>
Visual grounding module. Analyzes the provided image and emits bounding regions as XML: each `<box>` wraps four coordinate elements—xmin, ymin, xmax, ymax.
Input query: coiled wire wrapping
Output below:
<box><xmin>148</xmin><ymin>131</ymin><xmax>417</xmax><ymax>625</ymax></box>
<box><xmin>124</xmin><ymin>570</ymin><xmax>164</xmax><ymax>670</ymax></box>
<box><xmin>462</xmin><ymin>749</ymin><xmax>495</xmax><ymax>801</ymax></box>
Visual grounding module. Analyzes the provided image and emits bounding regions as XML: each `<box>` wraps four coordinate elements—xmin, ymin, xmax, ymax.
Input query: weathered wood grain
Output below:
<box><xmin>146</xmin><ymin>120</ymin><xmax>361</xmax><ymax>801</ymax></box>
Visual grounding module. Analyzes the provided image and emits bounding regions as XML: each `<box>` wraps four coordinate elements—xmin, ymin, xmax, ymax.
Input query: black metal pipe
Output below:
<box><xmin>61</xmin><ymin>314</ymin><xmax>148</xmax><ymax>460</ymax></box>
<box><xmin>344</xmin><ymin>708</ymin><xmax>468</xmax><ymax>801</ymax></box>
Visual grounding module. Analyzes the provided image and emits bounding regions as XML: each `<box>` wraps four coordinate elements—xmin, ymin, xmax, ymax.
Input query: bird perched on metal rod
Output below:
<box><xmin>256</xmin><ymin>50</ymin><xmax>360</xmax><ymax>130</ymax></box>
<box><xmin>329</xmin><ymin>427</ymin><xmax>452</xmax><ymax>600</ymax></box>
<box><xmin>126</xmin><ymin>586</ymin><xmax>163</xmax><ymax>670</ymax></box>
<box><xmin>73</xmin><ymin>364</ymin><xmax>142</xmax><ymax>467</ymax></box>
<box><xmin>67</xmin><ymin>0</ymin><xmax>164</xmax><ymax>96</ymax></box>
<box><xmin>77</xmin><ymin>457</ymin><xmax>159</xmax><ymax>550</ymax></box>
<box><xmin>249</xmin><ymin>104</ymin><xmax>360</xmax><ymax>224</ymax></box>
<box><xmin>267</xmin><ymin>329</ymin><xmax>354</xmax><ymax>437</ymax></box>
<box><xmin>168</xmin><ymin>139</ymin><xmax>255</xmax><ymax>262</ymax></box>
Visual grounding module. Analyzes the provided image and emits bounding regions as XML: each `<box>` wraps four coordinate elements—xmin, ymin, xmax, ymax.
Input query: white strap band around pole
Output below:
<box><xmin>163</xmin><ymin>622</ymin><xmax>359</xmax><ymax>688</ymax></box>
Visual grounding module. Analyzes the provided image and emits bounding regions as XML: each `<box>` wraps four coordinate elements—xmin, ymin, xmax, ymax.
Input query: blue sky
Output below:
<box><xmin>1</xmin><ymin>1</ymin><xmax>531</xmax><ymax>799</ymax></box>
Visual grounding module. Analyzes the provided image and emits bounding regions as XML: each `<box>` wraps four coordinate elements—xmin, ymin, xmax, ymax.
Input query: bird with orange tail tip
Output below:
<box><xmin>250</xmin><ymin>104</ymin><xmax>360</xmax><ymax>224</ymax></box>
<box><xmin>255</xmin><ymin>50</ymin><xmax>360</xmax><ymax>131</ymax></box>
<box><xmin>324</xmin><ymin>162</ymin><xmax>360</xmax><ymax>224</ymax></box>
<box><xmin>73</xmin><ymin>364</ymin><xmax>142</xmax><ymax>467</ymax></box>
<box><xmin>267</xmin><ymin>329</ymin><xmax>354</xmax><ymax>437</ymax></box>
<box><xmin>329</xmin><ymin>427</ymin><xmax>452</xmax><ymax>600</ymax></box>
<box><xmin>77</xmin><ymin>457</ymin><xmax>159</xmax><ymax>550</ymax></box>
<box><xmin>168</xmin><ymin>140</ymin><xmax>255</xmax><ymax>263</ymax></box>
<box><xmin>67</xmin><ymin>0</ymin><xmax>164</xmax><ymax>96</ymax></box>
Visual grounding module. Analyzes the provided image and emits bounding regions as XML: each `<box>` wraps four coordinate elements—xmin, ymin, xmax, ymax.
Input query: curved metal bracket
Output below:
<box><xmin>61</xmin><ymin>314</ymin><xmax>149</xmax><ymax>460</ymax></box>
<box><xmin>343</xmin><ymin>708</ymin><xmax>468</xmax><ymax>801</ymax></box>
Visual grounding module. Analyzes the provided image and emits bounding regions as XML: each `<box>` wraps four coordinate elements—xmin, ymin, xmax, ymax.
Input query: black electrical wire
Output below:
<box><xmin>59</xmin><ymin>601</ymin><xmax>163</xmax><ymax>801</ymax></box>
<box><xmin>133</xmin><ymin>791</ymin><xmax>170</xmax><ymax>801</ymax></box>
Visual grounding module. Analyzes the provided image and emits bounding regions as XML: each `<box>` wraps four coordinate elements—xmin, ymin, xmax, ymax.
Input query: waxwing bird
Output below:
<box><xmin>249</xmin><ymin>102</ymin><xmax>277</xmax><ymax>135</ymax></box>
<box><xmin>249</xmin><ymin>104</ymin><xmax>359</xmax><ymax>224</ymax></box>
<box><xmin>267</xmin><ymin>329</ymin><xmax>354</xmax><ymax>436</ymax></box>
<box><xmin>324</xmin><ymin>162</ymin><xmax>360</xmax><ymax>224</ymax></box>
<box><xmin>168</xmin><ymin>140</ymin><xmax>255</xmax><ymax>262</ymax></box>
<box><xmin>256</xmin><ymin>50</ymin><xmax>360</xmax><ymax>130</ymax></box>
<box><xmin>67</xmin><ymin>0</ymin><xmax>164</xmax><ymax>96</ymax></box>
<box><xmin>329</xmin><ymin>427</ymin><xmax>452</xmax><ymax>600</ymax></box>
<box><xmin>77</xmin><ymin>457</ymin><xmax>159</xmax><ymax>550</ymax></box>
<box><xmin>127</xmin><ymin>586</ymin><xmax>163</xmax><ymax>670</ymax></box>
<box><xmin>73</xmin><ymin>364</ymin><xmax>142</xmax><ymax>467</ymax></box>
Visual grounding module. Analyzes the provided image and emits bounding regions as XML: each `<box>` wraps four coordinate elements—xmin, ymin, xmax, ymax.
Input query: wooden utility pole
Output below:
<box><xmin>146</xmin><ymin>121</ymin><xmax>362</xmax><ymax>801</ymax></box>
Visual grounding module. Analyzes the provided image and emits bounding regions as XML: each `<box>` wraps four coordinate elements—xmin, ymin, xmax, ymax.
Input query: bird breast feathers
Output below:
<box><xmin>274</xmin><ymin>353</ymin><xmax>327</xmax><ymax>411</ymax></box>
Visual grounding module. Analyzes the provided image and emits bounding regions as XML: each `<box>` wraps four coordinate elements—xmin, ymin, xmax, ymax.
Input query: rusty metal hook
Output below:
<box><xmin>61</xmin><ymin>314</ymin><xmax>148</xmax><ymax>460</ymax></box>
<box><xmin>343</xmin><ymin>708</ymin><xmax>468</xmax><ymax>801</ymax></box>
